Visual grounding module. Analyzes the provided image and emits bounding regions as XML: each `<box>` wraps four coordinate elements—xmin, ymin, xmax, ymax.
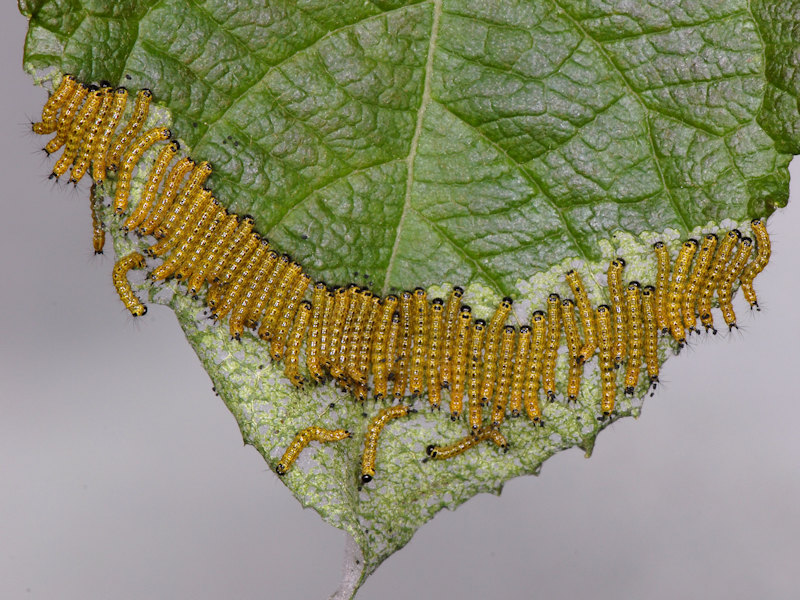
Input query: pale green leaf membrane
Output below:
<box><xmin>20</xmin><ymin>0</ymin><xmax>798</xmax><ymax>596</ymax></box>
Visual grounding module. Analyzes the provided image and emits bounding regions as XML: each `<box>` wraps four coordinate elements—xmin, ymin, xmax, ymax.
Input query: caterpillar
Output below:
<box><xmin>269</xmin><ymin>272</ymin><xmax>311</xmax><ymax>362</ymax></box>
<box><xmin>450</xmin><ymin>305</ymin><xmax>472</xmax><ymax>419</ymax></box>
<box><xmin>50</xmin><ymin>85</ymin><xmax>103</xmax><ymax>180</ymax></box>
<box><xmin>426</xmin><ymin>298</ymin><xmax>445</xmax><ymax>410</ymax></box>
<box><xmin>543</xmin><ymin>293</ymin><xmax>561</xmax><ymax>401</ymax></box>
<box><xmin>509</xmin><ymin>325</ymin><xmax>531</xmax><ymax>417</ymax></box>
<box><xmin>361</xmin><ymin>404</ymin><xmax>413</xmax><ymax>484</ymax></box>
<box><xmin>89</xmin><ymin>183</ymin><xmax>105</xmax><ymax>255</ymax></box>
<box><xmin>652</xmin><ymin>241</ymin><xmax>671</xmax><ymax>333</ymax></box>
<box><xmin>468</xmin><ymin>319</ymin><xmax>487</xmax><ymax>432</ymax></box>
<box><xmin>32</xmin><ymin>74</ymin><xmax>77</xmax><ymax>135</ymax></box>
<box><xmin>641</xmin><ymin>286</ymin><xmax>660</xmax><ymax>390</ymax></box>
<box><xmin>480</xmin><ymin>297</ymin><xmax>513</xmax><ymax>406</ymax></box>
<box><xmin>149</xmin><ymin>198</ymin><xmax>223</xmax><ymax>282</ymax></box>
<box><xmin>306</xmin><ymin>282</ymin><xmax>329</xmax><ymax>383</ymax></box>
<box><xmin>152</xmin><ymin>161</ymin><xmax>212</xmax><ymax>239</ymax></box>
<box><xmin>682</xmin><ymin>233</ymin><xmax>718</xmax><ymax>333</ymax></box>
<box><xmin>146</xmin><ymin>188</ymin><xmax>214</xmax><ymax>258</ymax></box>
<box><xmin>325</xmin><ymin>286</ymin><xmax>351</xmax><ymax>372</ymax></box>
<box><xmin>112</xmin><ymin>251</ymin><xmax>148</xmax><ymax>317</ymax></box>
<box><xmin>425</xmin><ymin>425</ymin><xmax>508</xmax><ymax>460</ymax></box>
<box><xmin>136</xmin><ymin>156</ymin><xmax>195</xmax><ymax>236</ymax></box>
<box><xmin>596</xmin><ymin>305</ymin><xmax>615</xmax><ymax>418</ymax></box>
<box><xmin>607</xmin><ymin>258</ymin><xmax>627</xmax><ymax>366</ymax></box>
<box><xmin>699</xmin><ymin>229</ymin><xmax>741</xmax><ymax>333</ymax></box>
<box><xmin>92</xmin><ymin>87</ymin><xmax>129</xmax><ymax>182</ymax></box>
<box><xmin>44</xmin><ymin>82</ymin><xmax>88</xmax><ymax>156</ymax></box>
<box><xmin>491</xmin><ymin>325</ymin><xmax>516</xmax><ymax>426</ymax></box>
<box><xmin>440</xmin><ymin>286</ymin><xmax>464</xmax><ymax>388</ymax></box>
<box><xmin>173</xmin><ymin>206</ymin><xmax>228</xmax><ymax>282</ymax></box>
<box><xmin>561</xmin><ymin>298</ymin><xmax>583</xmax><ymax>403</ymax></box>
<box><xmin>122</xmin><ymin>140</ymin><xmax>180</xmax><ymax>232</ymax></box>
<box><xmin>717</xmin><ymin>237</ymin><xmax>754</xmax><ymax>330</ymax></box>
<box><xmin>69</xmin><ymin>84</ymin><xmax>112</xmax><ymax>182</ymax></box>
<box><xmin>228</xmin><ymin>250</ymin><xmax>280</xmax><ymax>340</ymax></box>
<box><xmin>740</xmin><ymin>219</ymin><xmax>771</xmax><ymax>309</ymax></box>
<box><xmin>213</xmin><ymin>237</ymin><xmax>270</xmax><ymax>322</ymax></box>
<box><xmin>107</xmin><ymin>88</ymin><xmax>152</xmax><ymax>171</ymax></box>
<box><xmin>113</xmin><ymin>127</ymin><xmax>172</xmax><ymax>214</ymax></box>
<box><xmin>668</xmin><ymin>239</ymin><xmax>698</xmax><ymax>346</ymax></box>
<box><xmin>371</xmin><ymin>295</ymin><xmax>398</xmax><ymax>400</ymax></box>
<box><xmin>69</xmin><ymin>85</ymin><xmax>111</xmax><ymax>184</ymax></box>
<box><xmin>524</xmin><ymin>311</ymin><xmax>546</xmax><ymax>424</ymax></box>
<box><xmin>354</xmin><ymin>294</ymin><xmax>380</xmax><ymax>386</ymax></box>
<box><xmin>346</xmin><ymin>289</ymin><xmax>372</xmax><ymax>384</ymax></box>
<box><xmin>276</xmin><ymin>426</ymin><xmax>350</xmax><ymax>476</ymax></box>
<box><xmin>284</xmin><ymin>301</ymin><xmax>312</xmax><ymax>388</ymax></box>
<box><xmin>375</xmin><ymin>310</ymin><xmax>401</xmax><ymax>401</ymax></box>
<box><xmin>257</xmin><ymin>259</ymin><xmax>303</xmax><ymax>341</ymax></box>
<box><xmin>624</xmin><ymin>282</ymin><xmax>643</xmax><ymax>396</ymax></box>
<box><xmin>391</xmin><ymin>291</ymin><xmax>413</xmax><ymax>400</ymax></box>
<box><xmin>566</xmin><ymin>271</ymin><xmax>596</xmax><ymax>364</ymax></box>
<box><xmin>410</xmin><ymin>287</ymin><xmax>429</xmax><ymax>396</ymax></box>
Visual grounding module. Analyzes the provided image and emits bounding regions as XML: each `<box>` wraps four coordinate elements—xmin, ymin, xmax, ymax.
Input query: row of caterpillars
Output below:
<box><xmin>32</xmin><ymin>75</ymin><xmax>772</xmax><ymax>483</ymax></box>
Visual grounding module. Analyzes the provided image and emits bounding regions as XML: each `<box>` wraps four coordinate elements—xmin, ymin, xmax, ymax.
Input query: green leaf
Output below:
<box><xmin>18</xmin><ymin>0</ymin><xmax>799</xmax><ymax>597</ymax></box>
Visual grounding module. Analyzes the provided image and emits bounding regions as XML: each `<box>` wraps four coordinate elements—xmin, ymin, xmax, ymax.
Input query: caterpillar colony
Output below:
<box><xmin>32</xmin><ymin>75</ymin><xmax>774</xmax><ymax>483</ymax></box>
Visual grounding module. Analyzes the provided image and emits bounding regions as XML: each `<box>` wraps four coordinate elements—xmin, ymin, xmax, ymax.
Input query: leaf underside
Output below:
<box><xmin>20</xmin><ymin>0</ymin><xmax>800</xmax><ymax>595</ymax></box>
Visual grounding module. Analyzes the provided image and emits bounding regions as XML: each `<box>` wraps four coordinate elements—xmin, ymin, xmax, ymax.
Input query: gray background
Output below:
<box><xmin>2</xmin><ymin>4</ymin><xmax>799</xmax><ymax>599</ymax></box>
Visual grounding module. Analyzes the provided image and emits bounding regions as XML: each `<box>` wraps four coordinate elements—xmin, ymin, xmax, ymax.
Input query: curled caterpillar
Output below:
<box><xmin>740</xmin><ymin>219</ymin><xmax>771</xmax><ymax>310</ymax></box>
<box><xmin>361</xmin><ymin>404</ymin><xmax>413</xmax><ymax>484</ymax></box>
<box><xmin>426</xmin><ymin>425</ymin><xmax>508</xmax><ymax>460</ymax></box>
<box><xmin>112</xmin><ymin>252</ymin><xmax>148</xmax><ymax>317</ymax></box>
<box><xmin>276</xmin><ymin>426</ymin><xmax>350</xmax><ymax>476</ymax></box>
